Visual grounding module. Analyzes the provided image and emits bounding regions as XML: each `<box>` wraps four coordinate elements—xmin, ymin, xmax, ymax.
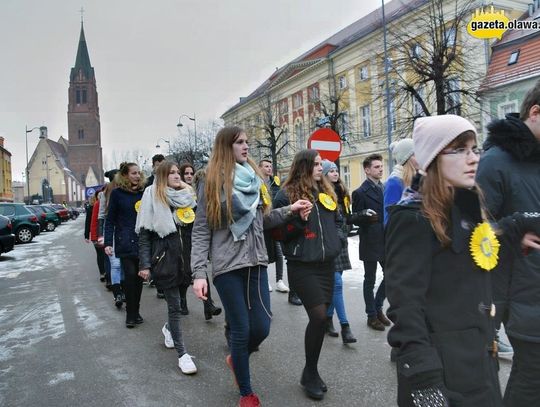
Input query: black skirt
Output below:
<box><xmin>287</xmin><ymin>260</ymin><xmax>334</xmax><ymax>309</ymax></box>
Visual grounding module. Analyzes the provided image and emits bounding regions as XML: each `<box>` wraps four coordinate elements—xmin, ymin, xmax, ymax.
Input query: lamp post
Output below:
<box><xmin>25</xmin><ymin>125</ymin><xmax>47</xmax><ymax>204</ymax></box>
<box><xmin>177</xmin><ymin>113</ymin><xmax>197</xmax><ymax>148</ymax></box>
<box><xmin>155</xmin><ymin>138</ymin><xmax>171</xmax><ymax>154</ymax></box>
<box><xmin>381</xmin><ymin>0</ymin><xmax>394</xmax><ymax>172</ymax></box>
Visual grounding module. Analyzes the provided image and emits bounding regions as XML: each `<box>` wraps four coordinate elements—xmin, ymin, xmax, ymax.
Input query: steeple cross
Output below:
<box><xmin>80</xmin><ymin>6</ymin><xmax>84</xmax><ymax>24</ymax></box>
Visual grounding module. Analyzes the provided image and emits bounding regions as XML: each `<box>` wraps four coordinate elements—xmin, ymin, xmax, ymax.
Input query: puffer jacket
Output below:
<box><xmin>476</xmin><ymin>113</ymin><xmax>540</xmax><ymax>342</ymax></box>
<box><xmin>272</xmin><ymin>188</ymin><xmax>343</xmax><ymax>263</ymax></box>
<box><xmin>190</xmin><ymin>182</ymin><xmax>294</xmax><ymax>280</ymax></box>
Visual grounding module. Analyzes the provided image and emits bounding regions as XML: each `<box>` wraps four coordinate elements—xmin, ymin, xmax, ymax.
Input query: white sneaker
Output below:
<box><xmin>178</xmin><ymin>353</ymin><xmax>197</xmax><ymax>375</ymax></box>
<box><xmin>268</xmin><ymin>282</ymin><xmax>273</xmax><ymax>292</ymax></box>
<box><xmin>162</xmin><ymin>323</ymin><xmax>174</xmax><ymax>349</ymax></box>
<box><xmin>275</xmin><ymin>279</ymin><xmax>290</xmax><ymax>293</ymax></box>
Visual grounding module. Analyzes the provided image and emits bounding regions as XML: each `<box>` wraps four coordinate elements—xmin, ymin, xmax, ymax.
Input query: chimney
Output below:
<box><xmin>0</xmin><ymin>136</ymin><xmax>4</xmax><ymax>147</ymax></box>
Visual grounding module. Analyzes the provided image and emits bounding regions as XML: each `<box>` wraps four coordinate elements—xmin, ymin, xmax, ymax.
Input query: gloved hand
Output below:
<box><xmin>411</xmin><ymin>387</ymin><xmax>449</xmax><ymax>407</ymax></box>
<box><xmin>346</xmin><ymin>209</ymin><xmax>379</xmax><ymax>226</ymax></box>
<box><xmin>497</xmin><ymin>212</ymin><xmax>540</xmax><ymax>243</ymax></box>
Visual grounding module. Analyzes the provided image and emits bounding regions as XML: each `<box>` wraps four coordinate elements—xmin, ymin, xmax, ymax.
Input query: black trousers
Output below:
<box><xmin>504</xmin><ymin>336</ymin><xmax>540</xmax><ymax>406</ymax></box>
<box><xmin>120</xmin><ymin>256</ymin><xmax>143</xmax><ymax>317</ymax></box>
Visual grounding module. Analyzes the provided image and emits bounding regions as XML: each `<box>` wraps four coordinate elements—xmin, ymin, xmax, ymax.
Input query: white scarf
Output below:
<box><xmin>135</xmin><ymin>184</ymin><xmax>196</xmax><ymax>238</ymax></box>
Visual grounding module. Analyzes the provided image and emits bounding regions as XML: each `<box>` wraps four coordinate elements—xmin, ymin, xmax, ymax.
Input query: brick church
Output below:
<box><xmin>26</xmin><ymin>22</ymin><xmax>103</xmax><ymax>204</ymax></box>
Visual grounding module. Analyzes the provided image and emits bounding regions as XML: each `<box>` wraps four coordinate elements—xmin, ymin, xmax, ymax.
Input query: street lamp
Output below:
<box><xmin>25</xmin><ymin>125</ymin><xmax>47</xmax><ymax>204</ymax></box>
<box><xmin>177</xmin><ymin>113</ymin><xmax>197</xmax><ymax>146</ymax></box>
<box><xmin>155</xmin><ymin>137</ymin><xmax>171</xmax><ymax>154</ymax></box>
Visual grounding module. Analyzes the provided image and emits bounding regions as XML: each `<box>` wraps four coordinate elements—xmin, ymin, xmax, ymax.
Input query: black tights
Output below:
<box><xmin>304</xmin><ymin>303</ymin><xmax>328</xmax><ymax>377</ymax></box>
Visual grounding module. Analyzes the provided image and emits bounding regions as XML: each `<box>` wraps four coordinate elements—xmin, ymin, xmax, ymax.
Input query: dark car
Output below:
<box><xmin>47</xmin><ymin>204</ymin><xmax>70</xmax><ymax>222</ymax></box>
<box><xmin>0</xmin><ymin>214</ymin><xmax>15</xmax><ymax>255</ymax></box>
<box><xmin>27</xmin><ymin>205</ymin><xmax>60</xmax><ymax>232</ymax></box>
<box><xmin>0</xmin><ymin>203</ymin><xmax>41</xmax><ymax>243</ymax></box>
<box><xmin>68</xmin><ymin>206</ymin><xmax>80</xmax><ymax>220</ymax></box>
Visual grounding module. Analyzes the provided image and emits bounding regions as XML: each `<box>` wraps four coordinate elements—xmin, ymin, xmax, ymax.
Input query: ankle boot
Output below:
<box><xmin>300</xmin><ymin>368</ymin><xmax>324</xmax><ymax>400</ymax></box>
<box><xmin>325</xmin><ymin>317</ymin><xmax>338</xmax><ymax>337</ymax></box>
<box><xmin>341</xmin><ymin>323</ymin><xmax>357</xmax><ymax>344</ymax></box>
<box><xmin>203</xmin><ymin>299</ymin><xmax>222</xmax><ymax>320</ymax></box>
<box><xmin>180</xmin><ymin>297</ymin><xmax>189</xmax><ymax>315</ymax></box>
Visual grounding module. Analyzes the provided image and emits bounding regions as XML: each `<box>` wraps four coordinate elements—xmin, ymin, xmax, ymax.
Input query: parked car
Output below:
<box><xmin>68</xmin><ymin>206</ymin><xmax>80</xmax><ymax>220</ymax></box>
<box><xmin>0</xmin><ymin>214</ymin><xmax>15</xmax><ymax>255</ymax></box>
<box><xmin>26</xmin><ymin>205</ymin><xmax>60</xmax><ymax>232</ymax></box>
<box><xmin>0</xmin><ymin>203</ymin><xmax>41</xmax><ymax>243</ymax></box>
<box><xmin>47</xmin><ymin>204</ymin><xmax>70</xmax><ymax>222</ymax></box>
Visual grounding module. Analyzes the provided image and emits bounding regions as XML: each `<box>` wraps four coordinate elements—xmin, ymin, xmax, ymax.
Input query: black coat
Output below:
<box><xmin>351</xmin><ymin>179</ymin><xmax>384</xmax><ymax>262</ymax></box>
<box><xmin>476</xmin><ymin>113</ymin><xmax>540</xmax><ymax>342</ymax></box>
<box><xmin>385</xmin><ymin>189</ymin><xmax>501</xmax><ymax>407</ymax></box>
<box><xmin>273</xmin><ymin>189</ymin><xmax>343</xmax><ymax>263</ymax></box>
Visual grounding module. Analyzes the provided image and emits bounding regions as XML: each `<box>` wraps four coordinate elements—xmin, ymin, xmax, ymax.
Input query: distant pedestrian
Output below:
<box><xmin>191</xmin><ymin>126</ymin><xmax>310</xmax><ymax>407</ymax></box>
<box><xmin>84</xmin><ymin>191</ymin><xmax>106</xmax><ymax>282</ymax></box>
<box><xmin>136</xmin><ymin>161</ymin><xmax>198</xmax><ymax>375</ymax></box>
<box><xmin>273</xmin><ymin>149</ymin><xmax>343</xmax><ymax>401</ymax></box>
<box><xmin>104</xmin><ymin>162</ymin><xmax>145</xmax><ymax>328</ymax></box>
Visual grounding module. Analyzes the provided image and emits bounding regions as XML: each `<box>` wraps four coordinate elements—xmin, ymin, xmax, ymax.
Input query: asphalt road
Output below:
<box><xmin>0</xmin><ymin>218</ymin><xmax>512</xmax><ymax>407</ymax></box>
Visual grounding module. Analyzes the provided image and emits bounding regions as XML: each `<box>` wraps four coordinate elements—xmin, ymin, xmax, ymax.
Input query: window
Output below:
<box><xmin>0</xmin><ymin>205</ymin><xmax>15</xmax><ymax>216</ymax></box>
<box><xmin>309</xmin><ymin>85</ymin><xmax>319</xmax><ymax>101</ymax></box>
<box><xmin>295</xmin><ymin>122</ymin><xmax>305</xmax><ymax>150</ymax></box>
<box><xmin>78</xmin><ymin>129</ymin><xmax>84</xmax><ymax>139</ymax></box>
<box><xmin>282</xmin><ymin>127</ymin><xmax>289</xmax><ymax>156</ymax></box>
<box><xmin>445</xmin><ymin>27</ymin><xmax>456</xmax><ymax>46</ymax></box>
<box><xmin>338</xmin><ymin>75</ymin><xmax>347</xmax><ymax>90</ymax></box>
<box><xmin>445</xmin><ymin>78</ymin><xmax>461</xmax><ymax>115</ymax></box>
<box><xmin>412</xmin><ymin>43</ymin><xmax>422</xmax><ymax>59</ymax></box>
<box><xmin>498</xmin><ymin>101</ymin><xmax>518</xmax><ymax>119</ymax></box>
<box><xmin>360</xmin><ymin>105</ymin><xmax>371</xmax><ymax>138</ymax></box>
<box><xmin>341</xmin><ymin>165</ymin><xmax>351</xmax><ymax>190</ymax></box>
<box><xmin>279</xmin><ymin>100</ymin><xmax>288</xmax><ymax>114</ymax></box>
<box><xmin>76</xmin><ymin>89</ymin><xmax>81</xmax><ymax>104</ymax></box>
<box><xmin>412</xmin><ymin>86</ymin><xmax>425</xmax><ymax>117</ymax></box>
<box><xmin>359</xmin><ymin>66</ymin><xmax>369</xmax><ymax>81</ymax></box>
<box><xmin>340</xmin><ymin>111</ymin><xmax>349</xmax><ymax>135</ymax></box>
<box><xmin>390</xmin><ymin>97</ymin><xmax>397</xmax><ymax>132</ymax></box>
<box><xmin>508</xmin><ymin>50</ymin><xmax>520</xmax><ymax>65</ymax></box>
<box><xmin>293</xmin><ymin>93</ymin><xmax>303</xmax><ymax>109</ymax></box>
<box><xmin>82</xmin><ymin>89</ymin><xmax>87</xmax><ymax>104</ymax></box>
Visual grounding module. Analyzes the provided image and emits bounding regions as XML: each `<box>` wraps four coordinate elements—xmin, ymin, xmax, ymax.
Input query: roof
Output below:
<box><xmin>480</xmin><ymin>7</ymin><xmax>540</xmax><ymax>91</ymax></box>
<box><xmin>221</xmin><ymin>0</ymin><xmax>427</xmax><ymax>118</ymax></box>
<box><xmin>70</xmin><ymin>23</ymin><xmax>94</xmax><ymax>82</ymax></box>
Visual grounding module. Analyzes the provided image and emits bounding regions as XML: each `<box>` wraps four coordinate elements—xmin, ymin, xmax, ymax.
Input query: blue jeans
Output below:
<box><xmin>327</xmin><ymin>271</ymin><xmax>349</xmax><ymax>324</ymax></box>
<box><xmin>110</xmin><ymin>244</ymin><xmax>123</xmax><ymax>285</ymax></box>
<box><xmin>163</xmin><ymin>286</ymin><xmax>187</xmax><ymax>358</ymax></box>
<box><xmin>214</xmin><ymin>266</ymin><xmax>272</xmax><ymax>396</ymax></box>
<box><xmin>363</xmin><ymin>260</ymin><xmax>385</xmax><ymax>318</ymax></box>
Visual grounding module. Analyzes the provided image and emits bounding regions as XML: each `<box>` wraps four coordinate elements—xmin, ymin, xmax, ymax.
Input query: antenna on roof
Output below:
<box><xmin>80</xmin><ymin>6</ymin><xmax>84</xmax><ymax>25</ymax></box>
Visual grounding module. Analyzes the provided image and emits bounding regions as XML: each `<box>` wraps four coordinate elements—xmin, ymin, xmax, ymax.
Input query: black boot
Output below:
<box><xmin>180</xmin><ymin>297</ymin><xmax>189</xmax><ymax>315</ymax></box>
<box><xmin>300</xmin><ymin>368</ymin><xmax>324</xmax><ymax>400</ymax></box>
<box><xmin>203</xmin><ymin>299</ymin><xmax>222</xmax><ymax>320</ymax></box>
<box><xmin>326</xmin><ymin>317</ymin><xmax>338</xmax><ymax>337</ymax></box>
<box><xmin>112</xmin><ymin>284</ymin><xmax>123</xmax><ymax>309</ymax></box>
<box><xmin>341</xmin><ymin>323</ymin><xmax>357</xmax><ymax>344</ymax></box>
<box><xmin>288</xmin><ymin>291</ymin><xmax>302</xmax><ymax>306</ymax></box>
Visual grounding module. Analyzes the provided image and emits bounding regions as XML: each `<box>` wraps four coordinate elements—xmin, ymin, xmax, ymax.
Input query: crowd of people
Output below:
<box><xmin>84</xmin><ymin>80</ymin><xmax>540</xmax><ymax>407</ymax></box>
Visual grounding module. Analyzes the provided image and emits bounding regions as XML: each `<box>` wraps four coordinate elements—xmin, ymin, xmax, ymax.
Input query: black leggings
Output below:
<box><xmin>120</xmin><ymin>257</ymin><xmax>143</xmax><ymax>317</ymax></box>
<box><xmin>94</xmin><ymin>245</ymin><xmax>106</xmax><ymax>276</ymax></box>
<box><xmin>304</xmin><ymin>303</ymin><xmax>328</xmax><ymax>378</ymax></box>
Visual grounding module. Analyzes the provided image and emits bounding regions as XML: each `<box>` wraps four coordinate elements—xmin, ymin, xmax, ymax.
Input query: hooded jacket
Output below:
<box><xmin>476</xmin><ymin>113</ymin><xmax>540</xmax><ymax>342</ymax></box>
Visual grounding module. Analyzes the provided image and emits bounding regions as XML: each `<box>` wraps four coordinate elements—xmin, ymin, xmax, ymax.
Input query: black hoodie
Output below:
<box><xmin>476</xmin><ymin>113</ymin><xmax>540</xmax><ymax>342</ymax></box>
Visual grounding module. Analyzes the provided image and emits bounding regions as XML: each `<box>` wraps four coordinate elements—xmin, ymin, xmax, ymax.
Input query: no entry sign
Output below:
<box><xmin>308</xmin><ymin>128</ymin><xmax>342</xmax><ymax>162</ymax></box>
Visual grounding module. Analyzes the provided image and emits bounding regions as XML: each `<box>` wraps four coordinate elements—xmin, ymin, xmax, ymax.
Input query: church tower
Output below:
<box><xmin>67</xmin><ymin>22</ymin><xmax>103</xmax><ymax>185</ymax></box>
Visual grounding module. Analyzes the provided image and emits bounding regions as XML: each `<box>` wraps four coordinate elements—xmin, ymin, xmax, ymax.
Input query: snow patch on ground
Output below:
<box><xmin>47</xmin><ymin>371</ymin><xmax>75</xmax><ymax>386</ymax></box>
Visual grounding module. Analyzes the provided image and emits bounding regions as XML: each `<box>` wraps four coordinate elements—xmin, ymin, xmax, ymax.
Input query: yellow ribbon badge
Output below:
<box><xmin>176</xmin><ymin>207</ymin><xmax>195</xmax><ymax>224</ymax></box>
<box><xmin>261</xmin><ymin>184</ymin><xmax>272</xmax><ymax>206</ymax></box>
<box><xmin>343</xmin><ymin>196</ymin><xmax>351</xmax><ymax>214</ymax></box>
<box><xmin>318</xmin><ymin>193</ymin><xmax>337</xmax><ymax>211</ymax></box>
<box><xmin>273</xmin><ymin>175</ymin><xmax>281</xmax><ymax>187</ymax></box>
<box><xmin>134</xmin><ymin>200</ymin><xmax>141</xmax><ymax>213</ymax></box>
<box><xmin>470</xmin><ymin>222</ymin><xmax>500</xmax><ymax>271</ymax></box>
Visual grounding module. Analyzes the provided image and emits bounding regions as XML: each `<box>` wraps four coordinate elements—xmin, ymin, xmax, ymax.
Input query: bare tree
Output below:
<box><xmin>169</xmin><ymin>120</ymin><xmax>221</xmax><ymax>170</ymax></box>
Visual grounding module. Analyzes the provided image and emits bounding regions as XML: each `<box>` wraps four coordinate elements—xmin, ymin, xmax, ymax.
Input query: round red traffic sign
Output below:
<box><xmin>308</xmin><ymin>128</ymin><xmax>342</xmax><ymax>162</ymax></box>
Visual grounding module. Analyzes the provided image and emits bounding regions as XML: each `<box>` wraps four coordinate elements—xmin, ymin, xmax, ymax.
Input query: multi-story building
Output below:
<box><xmin>0</xmin><ymin>137</ymin><xmax>13</xmax><ymax>202</ymax></box>
<box><xmin>221</xmin><ymin>0</ymin><xmax>528</xmax><ymax>190</ymax></box>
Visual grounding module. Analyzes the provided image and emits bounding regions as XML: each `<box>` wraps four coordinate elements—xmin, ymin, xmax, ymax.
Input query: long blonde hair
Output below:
<box><xmin>153</xmin><ymin>161</ymin><xmax>188</xmax><ymax>207</ymax></box>
<box><xmin>205</xmin><ymin>126</ymin><xmax>267</xmax><ymax>229</ymax></box>
<box><xmin>402</xmin><ymin>158</ymin><xmax>416</xmax><ymax>188</ymax></box>
<box><xmin>283</xmin><ymin>149</ymin><xmax>336</xmax><ymax>203</ymax></box>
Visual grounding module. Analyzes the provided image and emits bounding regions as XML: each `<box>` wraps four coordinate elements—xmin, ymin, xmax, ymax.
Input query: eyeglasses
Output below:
<box><xmin>440</xmin><ymin>147</ymin><xmax>483</xmax><ymax>157</ymax></box>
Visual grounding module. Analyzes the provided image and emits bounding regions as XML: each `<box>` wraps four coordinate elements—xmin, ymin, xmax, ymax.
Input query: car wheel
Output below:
<box><xmin>46</xmin><ymin>221</ymin><xmax>56</xmax><ymax>232</ymax></box>
<box><xmin>16</xmin><ymin>226</ymin><xmax>33</xmax><ymax>243</ymax></box>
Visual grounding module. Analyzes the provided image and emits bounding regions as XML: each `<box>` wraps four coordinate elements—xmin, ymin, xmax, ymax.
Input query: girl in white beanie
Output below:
<box><xmin>384</xmin><ymin>114</ymin><xmax>540</xmax><ymax>407</ymax></box>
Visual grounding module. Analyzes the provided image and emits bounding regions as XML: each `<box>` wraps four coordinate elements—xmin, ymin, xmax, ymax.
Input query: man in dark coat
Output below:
<box><xmin>351</xmin><ymin>153</ymin><xmax>389</xmax><ymax>331</ymax></box>
<box><xmin>476</xmin><ymin>80</ymin><xmax>540</xmax><ymax>407</ymax></box>
<box><xmin>145</xmin><ymin>154</ymin><xmax>165</xmax><ymax>188</ymax></box>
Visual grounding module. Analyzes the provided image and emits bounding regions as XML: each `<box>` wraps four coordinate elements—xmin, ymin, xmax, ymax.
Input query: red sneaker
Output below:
<box><xmin>225</xmin><ymin>355</ymin><xmax>239</xmax><ymax>388</ymax></box>
<box><xmin>239</xmin><ymin>393</ymin><xmax>260</xmax><ymax>407</ymax></box>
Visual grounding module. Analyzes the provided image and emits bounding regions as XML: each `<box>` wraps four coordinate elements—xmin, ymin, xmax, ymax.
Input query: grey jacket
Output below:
<box><xmin>191</xmin><ymin>184</ymin><xmax>294</xmax><ymax>280</ymax></box>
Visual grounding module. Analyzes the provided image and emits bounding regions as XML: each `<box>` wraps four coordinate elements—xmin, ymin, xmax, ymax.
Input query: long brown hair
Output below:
<box><xmin>283</xmin><ymin>149</ymin><xmax>336</xmax><ymax>202</ymax></box>
<box><xmin>115</xmin><ymin>162</ymin><xmax>146</xmax><ymax>191</ymax></box>
<box><xmin>179</xmin><ymin>163</ymin><xmax>195</xmax><ymax>184</ymax></box>
<box><xmin>402</xmin><ymin>158</ymin><xmax>416</xmax><ymax>188</ymax></box>
<box><xmin>154</xmin><ymin>161</ymin><xmax>190</xmax><ymax>207</ymax></box>
<box><xmin>205</xmin><ymin>126</ymin><xmax>266</xmax><ymax>229</ymax></box>
<box><xmin>421</xmin><ymin>131</ymin><xmax>476</xmax><ymax>246</ymax></box>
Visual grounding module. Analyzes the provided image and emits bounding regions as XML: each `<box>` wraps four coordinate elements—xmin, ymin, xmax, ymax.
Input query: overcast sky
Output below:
<box><xmin>1</xmin><ymin>0</ymin><xmax>385</xmax><ymax>181</ymax></box>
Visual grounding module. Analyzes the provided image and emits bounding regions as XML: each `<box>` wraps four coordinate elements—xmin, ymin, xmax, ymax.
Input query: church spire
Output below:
<box><xmin>70</xmin><ymin>22</ymin><xmax>93</xmax><ymax>82</ymax></box>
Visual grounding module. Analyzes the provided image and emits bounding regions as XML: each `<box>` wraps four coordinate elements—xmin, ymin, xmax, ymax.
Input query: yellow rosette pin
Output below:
<box><xmin>470</xmin><ymin>222</ymin><xmax>500</xmax><ymax>271</ymax></box>
<box><xmin>343</xmin><ymin>196</ymin><xmax>351</xmax><ymax>214</ymax></box>
<box><xmin>134</xmin><ymin>200</ymin><xmax>142</xmax><ymax>213</ymax></box>
<box><xmin>261</xmin><ymin>184</ymin><xmax>272</xmax><ymax>206</ymax></box>
<box><xmin>176</xmin><ymin>207</ymin><xmax>195</xmax><ymax>224</ymax></box>
<box><xmin>318</xmin><ymin>193</ymin><xmax>337</xmax><ymax>211</ymax></box>
<box><xmin>273</xmin><ymin>175</ymin><xmax>281</xmax><ymax>186</ymax></box>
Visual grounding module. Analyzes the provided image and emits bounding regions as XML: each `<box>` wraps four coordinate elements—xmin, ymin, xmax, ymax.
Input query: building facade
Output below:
<box><xmin>0</xmin><ymin>137</ymin><xmax>13</xmax><ymax>202</ymax></box>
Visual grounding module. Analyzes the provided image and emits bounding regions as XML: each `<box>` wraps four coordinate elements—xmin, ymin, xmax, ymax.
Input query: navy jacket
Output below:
<box><xmin>352</xmin><ymin>178</ymin><xmax>384</xmax><ymax>262</ymax></box>
<box><xmin>104</xmin><ymin>188</ymin><xmax>143</xmax><ymax>258</ymax></box>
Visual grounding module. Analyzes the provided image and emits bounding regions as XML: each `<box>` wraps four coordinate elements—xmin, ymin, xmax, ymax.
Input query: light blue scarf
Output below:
<box><xmin>228</xmin><ymin>162</ymin><xmax>262</xmax><ymax>241</ymax></box>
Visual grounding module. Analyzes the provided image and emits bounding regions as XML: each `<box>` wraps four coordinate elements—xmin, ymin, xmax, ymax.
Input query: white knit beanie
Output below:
<box><xmin>413</xmin><ymin>115</ymin><xmax>477</xmax><ymax>171</ymax></box>
<box><xmin>390</xmin><ymin>138</ymin><xmax>414</xmax><ymax>166</ymax></box>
